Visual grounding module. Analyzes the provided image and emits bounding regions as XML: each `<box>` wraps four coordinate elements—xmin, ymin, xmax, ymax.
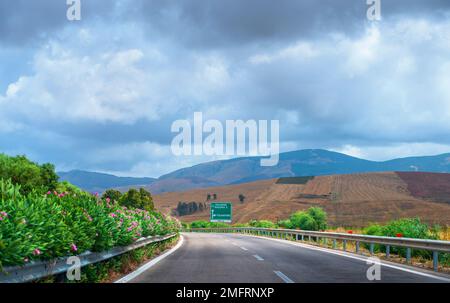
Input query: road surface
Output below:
<box><xmin>127</xmin><ymin>233</ymin><xmax>449</xmax><ymax>283</ymax></box>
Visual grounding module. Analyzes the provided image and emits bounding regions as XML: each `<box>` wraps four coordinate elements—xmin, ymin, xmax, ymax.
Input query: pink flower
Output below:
<box><xmin>33</xmin><ymin>248</ymin><xmax>42</xmax><ymax>256</ymax></box>
<box><xmin>47</xmin><ymin>191</ymin><xmax>51</xmax><ymax>195</ymax></box>
<box><xmin>24</xmin><ymin>258</ymin><xmax>29</xmax><ymax>263</ymax></box>
<box><xmin>106</xmin><ymin>198</ymin><xmax>111</xmax><ymax>203</ymax></box>
<box><xmin>110</xmin><ymin>213</ymin><xmax>117</xmax><ymax>218</ymax></box>
<box><xmin>70</xmin><ymin>243</ymin><xmax>78</xmax><ymax>252</ymax></box>
<box><xmin>0</xmin><ymin>211</ymin><xmax>8</xmax><ymax>221</ymax></box>
<box><xmin>54</xmin><ymin>191</ymin><xmax>58</xmax><ymax>195</ymax></box>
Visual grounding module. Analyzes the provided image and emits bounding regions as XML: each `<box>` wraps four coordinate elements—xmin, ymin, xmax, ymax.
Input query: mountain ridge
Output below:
<box><xmin>58</xmin><ymin>149</ymin><xmax>450</xmax><ymax>194</ymax></box>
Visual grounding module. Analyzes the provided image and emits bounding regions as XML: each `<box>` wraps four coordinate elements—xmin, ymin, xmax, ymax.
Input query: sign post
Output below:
<box><xmin>210</xmin><ymin>202</ymin><xmax>232</xmax><ymax>223</ymax></box>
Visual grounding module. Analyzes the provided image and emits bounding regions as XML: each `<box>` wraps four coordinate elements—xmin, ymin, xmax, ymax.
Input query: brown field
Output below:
<box><xmin>153</xmin><ymin>172</ymin><xmax>450</xmax><ymax>227</ymax></box>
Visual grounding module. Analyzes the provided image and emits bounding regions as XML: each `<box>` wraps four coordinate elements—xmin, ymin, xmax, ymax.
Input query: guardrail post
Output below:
<box><xmin>296</xmin><ymin>234</ymin><xmax>299</xmax><ymax>241</ymax></box>
<box><xmin>386</xmin><ymin>245</ymin><xmax>390</xmax><ymax>258</ymax></box>
<box><xmin>355</xmin><ymin>241</ymin><xmax>360</xmax><ymax>254</ymax></box>
<box><xmin>433</xmin><ymin>251</ymin><xmax>439</xmax><ymax>272</ymax></box>
<box><xmin>343</xmin><ymin>240</ymin><xmax>347</xmax><ymax>251</ymax></box>
<box><xmin>301</xmin><ymin>235</ymin><xmax>304</xmax><ymax>241</ymax></box>
<box><xmin>333</xmin><ymin>239</ymin><xmax>337</xmax><ymax>249</ymax></box>
<box><xmin>370</xmin><ymin>243</ymin><xmax>374</xmax><ymax>255</ymax></box>
<box><xmin>308</xmin><ymin>235</ymin><xmax>311</xmax><ymax>242</ymax></box>
<box><xmin>406</xmin><ymin>248</ymin><xmax>411</xmax><ymax>264</ymax></box>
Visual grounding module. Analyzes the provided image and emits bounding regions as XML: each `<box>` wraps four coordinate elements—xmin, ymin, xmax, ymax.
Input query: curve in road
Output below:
<box><xmin>123</xmin><ymin>233</ymin><xmax>450</xmax><ymax>283</ymax></box>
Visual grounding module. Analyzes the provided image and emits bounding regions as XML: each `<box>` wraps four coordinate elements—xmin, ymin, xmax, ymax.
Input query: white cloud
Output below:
<box><xmin>2</xmin><ymin>15</ymin><xmax>450</xmax><ymax>176</ymax></box>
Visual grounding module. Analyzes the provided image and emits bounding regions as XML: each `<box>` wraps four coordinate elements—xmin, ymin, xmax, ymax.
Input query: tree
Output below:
<box><xmin>307</xmin><ymin>207</ymin><xmax>327</xmax><ymax>230</ymax></box>
<box><xmin>213</xmin><ymin>193</ymin><xmax>217</xmax><ymax>200</ymax></box>
<box><xmin>288</xmin><ymin>207</ymin><xmax>328</xmax><ymax>231</ymax></box>
<box><xmin>40</xmin><ymin>163</ymin><xmax>59</xmax><ymax>191</ymax></box>
<box><xmin>138</xmin><ymin>188</ymin><xmax>154</xmax><ymax>211</ymax></box>
<box><xmin>206</xmin><ymin>193</ymin><xmax>211</xmax><ymax>201</ymax></box>
<box><xmin>238</xmin><ymin>194</ymin><xmax>246</xmax><ymax>203</ymax></box>
<box><xmin>0</xmin><ymin>154</ymin><xmax>59</xmax><ymax>194</ymax></box>
<box><xmin>120</xmin><ymin>188</ymin><xmax>154</xmax><ymax>211</ymax></box>
<box><xmin>102</xmin><ymin>189</ymin><xmax>122</xmax><ymax>202</ymax></box>
<box><xmin>290</xmin><ymin>212</ymin><xmax>317</xmax><ymax>230</ymax></box>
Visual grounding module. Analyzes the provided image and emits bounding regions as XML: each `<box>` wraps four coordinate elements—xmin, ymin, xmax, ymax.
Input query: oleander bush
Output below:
<box><xmin>0</xmin><ymin>179</ymin><xmax>181</xmax><ymax>269</ymax></box>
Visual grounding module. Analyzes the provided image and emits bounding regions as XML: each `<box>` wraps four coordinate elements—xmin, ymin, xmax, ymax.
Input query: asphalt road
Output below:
<box><xmin>128</xmin><ymin>233</ymin><xmax>449</xmax><ymax>283</ymax></box>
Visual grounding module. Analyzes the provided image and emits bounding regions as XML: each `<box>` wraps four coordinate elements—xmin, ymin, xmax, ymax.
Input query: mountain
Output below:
<box><xmin>153</xmin><ymin>172</ymin><xmax>450</xmax><ymax>227</ymax></box>
<box><xmin>59</xmin><ymin>149</ymin><xmax>450</xmax><ymax>194</ymax></box>
<box><xmin>148</xmin><ymin>149</ymin><xmax>450</xmax><ymax>193</ymax></box>
<box><xmin>58</xmin><ymin>170</ymin><xmax>156</xmax><ymax>193</ymax></box>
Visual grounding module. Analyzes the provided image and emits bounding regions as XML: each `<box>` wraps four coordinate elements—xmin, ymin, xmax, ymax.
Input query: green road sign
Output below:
<box><xmin>210</xmin><ymin>202</ymin><xmax>232</xmax><ymax>223</ymax></box>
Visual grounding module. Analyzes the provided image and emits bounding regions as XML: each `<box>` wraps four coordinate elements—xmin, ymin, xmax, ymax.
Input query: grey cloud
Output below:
<box><xmin>2</xmin><ymin>1</ymin><xmax>450</xmax><ymax>47</ymax></box>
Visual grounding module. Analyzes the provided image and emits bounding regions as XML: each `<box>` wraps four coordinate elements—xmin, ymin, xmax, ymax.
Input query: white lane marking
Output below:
<box><xmin>238</xmin><ymin>234</ymin><xmax>450</xmax><ymax>282</ymax></box>
<box><xmin>274</xmin><ymin>271</ymin><xmax>294</xmax><ymax>283</ymax></box>
<box><xmin>231</xmin><ymin>242</ymin><xmax>238</xmax><ymax>246</ymax></box>
<box><xmin>115</xmin><ymin>235</ymin><xmax>184</xmax><ymax>283</ymax></box>
<box><xmin>240</xmin><ymin>247</ymin><xmax>248</xmax><ymax>251</ymax></box>
<box><xmin>253</xmin><ymin>255</ymin><xmax>264</xmax><ymax>261</ymax></box>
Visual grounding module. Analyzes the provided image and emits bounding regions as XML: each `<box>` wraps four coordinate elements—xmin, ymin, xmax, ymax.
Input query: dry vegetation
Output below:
<box><xmin>153</xmin><ymin>172</ymin><xmax>450</xmax><ymax>227</ymax></box>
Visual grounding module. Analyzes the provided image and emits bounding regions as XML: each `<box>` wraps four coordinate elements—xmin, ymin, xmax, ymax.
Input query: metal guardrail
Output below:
<box><xmin>0</xmin><ymin>233</ymin><xmax>177</xmax><ymax>283</ymax></box>
<box><xmin>188</xmin><ymin>227</ymin><xmax>450</xmax><ymax>272</ymax></box>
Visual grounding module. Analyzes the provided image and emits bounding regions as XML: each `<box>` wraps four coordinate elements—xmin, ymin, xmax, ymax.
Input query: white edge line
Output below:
<box><xmin>253</xmin><ymin>255</ymin><xmax>264</xmax><ymax>261</ymax></box>
<box><xmin>115</xmin><ymin>235</ymin><xmax>184</xmax><ymax>283</ymax></box>
<box><xmin>240</xmin><ymin>247</ymin><xmax>249</xmax><ymax>251</ymax></box>
<box><xmin>274</xmin><ymin>271</ymin><xmax>294</xmax><ymax>283</ymax></box>
<box><xmin>238</xmin><ymin>234</ymin><xmax>450</xmax><ymax>282</ymax></box>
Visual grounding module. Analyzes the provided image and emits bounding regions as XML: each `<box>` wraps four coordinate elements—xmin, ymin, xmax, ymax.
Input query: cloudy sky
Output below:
<box><xmin>1</xmin><ymin>0</ymin><xmax>450</xmax><ymax>177</ymax></box>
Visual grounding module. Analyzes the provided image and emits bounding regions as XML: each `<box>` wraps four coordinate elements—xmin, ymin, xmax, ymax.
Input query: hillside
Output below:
<box><xmin>153</xmin><ymin>172</ymin><xmax>450</xmax><ymax>227</ymax></box>
<box><xmin>58</xmin><ymin>170</ymin><xmax>156</xmax><ymax>193</ymax></box>
<box><xmin>149</xmin><ymin>150</ymin><xmax>450</xmax><ymax>193</ymax></box>
<box><xmin>59</xmin><ymin>150</ymin><xmax>450</xmax><ymax>194</ymax></box>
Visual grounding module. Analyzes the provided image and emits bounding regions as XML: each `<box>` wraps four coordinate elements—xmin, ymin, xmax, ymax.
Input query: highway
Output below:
<box><xmin>124</xmin><ymin>233</ymin><xmax>449</xmax><ymax>283</ymax></box>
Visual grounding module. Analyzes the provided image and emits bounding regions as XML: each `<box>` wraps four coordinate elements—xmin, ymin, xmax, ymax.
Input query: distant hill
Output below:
<box><xmin>58</xmin><ymin>170</ymin><xmax>156</xmax><ymax>193</ymax></box>
<box><xmin>60</xmin><ymin>149</ymin><xmax>450</xmax><ymax>194</ymax></box>
<box><xmin>148</xmin><ymin>149</ymin><xmax>450</xmax><ymax>193</ymax></box>
<box><xmin>153</xmin><ymin>172</ymin><xmax>450</xmax><ymax>227</ymax></box>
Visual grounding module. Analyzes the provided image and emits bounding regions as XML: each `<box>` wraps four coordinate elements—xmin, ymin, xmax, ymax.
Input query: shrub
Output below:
<box><xmin>0</xmin><ymin>154</ymin><xmax>59</xmax><ymax>195</ymax></box>
<box><xmin>278</xmin><ymin>207</ymin><xmax>328</xmax><ymax>231</ymax></box>
<box><xmin>363</xmin><ymin>218</ymin><xmax>438</xmax><ymax>258</ymax></box>
<box><xmin>290</xmin><ymin>212</ymin><xmax>317</xmax><ymax>230</ymax></box>
<box><xmin>190</xmin><ymin>220</ymin><xmax>209</xmax><ymax>229</ymax></box>
<box><xmin>0</xmin><ymin>179</ymin><xmax>180</xmax><ymax>268</ymax></box>
<box><xmin>249</xmin><ymin>220</ymin><xmax>276</xmax><ymax>228</ymax></box>
<box><xmin>306</xmin><ymin>207</ymin><xmax>327</xmax><ymax>230</ymax></box>
<box><xmin>120</xmin><ymin>188</ymin><xmax>154</xmax><ymax>211</ymax></box>
<box><xmin>102</xmin><ymin>189</ymin><xmax>123</xmax><ymax>202</ymax></box>
<box><xmin>277</xmin><ymin>219</ymin><xmax>294</xmax><ymax>229</ymax></box>
<box><xmin>189</xmin><ymin>221</ymin><xmax>229</xmax><ymax>228</ymax></box>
